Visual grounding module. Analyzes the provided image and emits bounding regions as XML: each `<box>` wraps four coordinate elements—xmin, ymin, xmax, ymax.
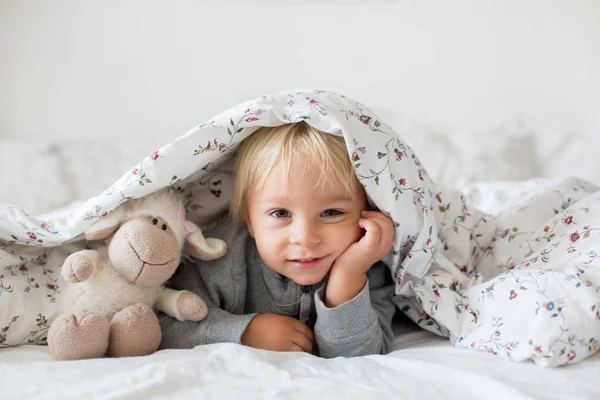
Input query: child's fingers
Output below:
<box><xmin>362</xmin><ymin>211</ymin><xmax>395</xmax><ymax>240</ymax></box>
<box><xmin>292</xmin><ymin>331</ymin><xmax>314</xmax><ymax>353</ymax></box>
<box><xmin>288</xmin><ymin>343</ymin><xmax>308</xmax><ymax>353</ymax></box>
<box><xmin>359</xmin><ymin>218</ymin><xmax>382</xmax><ymax>245</ymax></box>
<box><xmin>362</xmin><ymin>211</ymin><xmax>394</xmax><ymax>228</ymax></box>
<box><xmin>361</xmin><ymin>212</ymin><xmax>392</xmax><ymax>229</ymax></box>
<box><xmin>294</xmin><ymin>321</ymin><xmax>315</xmax><ymax>344</ymax></box>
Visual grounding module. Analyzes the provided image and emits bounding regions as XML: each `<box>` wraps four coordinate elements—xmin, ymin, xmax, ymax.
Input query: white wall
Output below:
<box><xmin>1</xmin><ymin>0</ymin><xmax>599</xmax><ymax>142</ymax></box>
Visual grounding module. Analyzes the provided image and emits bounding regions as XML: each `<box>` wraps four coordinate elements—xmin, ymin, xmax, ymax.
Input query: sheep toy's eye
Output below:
<box><xmin>152</xmin><ymin>218</ymin><xmax>158</xmax><ymax>225</ymax></box>
<box><xmin>161</xmin><ymin>224</ymin><xmax>167</xmax><ymax>231</ymax></box>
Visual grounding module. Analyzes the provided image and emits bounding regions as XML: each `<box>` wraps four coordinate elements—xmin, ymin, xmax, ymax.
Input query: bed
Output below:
<box><xmin>1</xmin><ymin>132</ymin><xmax>600</xmax><ymax>399</ymax></box>
<box><xmin>2</xmin><ymin>316</ymin><xmax>599</xmax><ymax>399</ymax></box>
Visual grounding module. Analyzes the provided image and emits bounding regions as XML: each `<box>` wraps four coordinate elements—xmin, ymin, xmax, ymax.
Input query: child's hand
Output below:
<box><xmin>333</xmin><ymin>211</ymin><xmax>395</xmax><ymax>275</ymax></box>
<box><xmin>241</xmin><ymin>313</ymin><xmax>314</xmax><ymax>353</ymax></box>
<box><xmin>325</xmin><ymin>211</ymin><xmax>394</xmax><ymax>308</ymax></box>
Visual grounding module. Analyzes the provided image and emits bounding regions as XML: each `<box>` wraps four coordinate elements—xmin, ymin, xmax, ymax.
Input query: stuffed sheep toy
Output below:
<box><xmin>47</xmin><ymin>189</ymin><xmax>226</xmax><ymax>360</ymax></box>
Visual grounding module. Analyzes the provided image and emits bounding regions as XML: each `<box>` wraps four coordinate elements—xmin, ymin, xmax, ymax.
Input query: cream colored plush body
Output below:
<box><xmin>63</xmin><ymin>248</ymin><xmax>161</xmax><ymax>318</ymax></box>
<box><xmin>47</xmin><ymin>190</ymin><xmax>226</xmax><ymax>360</ymax></box>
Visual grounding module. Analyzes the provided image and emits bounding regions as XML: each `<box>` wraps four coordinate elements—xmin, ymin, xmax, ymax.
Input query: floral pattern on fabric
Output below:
<box><xmin>0</xmin><ymin>90</ymin><xmax>599</xmax><ymax>367</ymax></box>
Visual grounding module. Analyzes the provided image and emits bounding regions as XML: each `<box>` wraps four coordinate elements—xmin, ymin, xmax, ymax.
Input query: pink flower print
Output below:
<box><xmin>501</xmin><ymin>229</ymin><xmax>509</xmax><ymax>239</ymax></box>
<box><xmin>509</xmin><ymin>292</ymin><xmax>517</xmax><ymax>300</ymax></box>
<box><xmin>488</xmin><ymin>348</ymin><xmax>498</xmax><ymax>356</ymax></box>
<box><xmin>423</xmin><ymin>313</ymin><xmax>431</xmax><ymax>321</ymax></box>
<box><xmin>449</xmin><ymin>281</ymin><xmax>458</xmax><ymax>291</ymax></box>
<box><xmin>425</xmin><ymin>238</ymin><xmax>432</xmax><ymax>246</ymax></box>
<box><xmin>567</xmin><ymin>350</ymin><xmax>576</xmax><ymax>361</ymax></box>
<box><xmin>210</xmin><ymin>189</ymin><xmax>222</xmax><ymax>198</ymax></box>
<box><xmin>534</xmin><ymin>345</ymin><xmax>543</xmax><ymax>353</ymax></box>
<box><xmin>418</xmin><ymin>170</ymin><xmax>424</xmax><ymax>181</ymax></box>
<box><xmin>244</xmin><ymin>108</ymin><xmax>250</xmax><ymax>113</ymax></box>
<box><xmin>245</xmin><ymin>117</ymin><xmax>259</xmax><ymax>123</ymax></box>
<box><xmin>2</xmin><ymin>326</ymin><xmax>8</xmax><ymax>333</ymax></box>
<box><xmin>435</xmin><ymin>193</ymin><xmax>442</xmax><ymax>203</ymax></box>
<box><xmin>26</xmin><ymin>232</ymin><xmax>37</xmax><ymax>240</ymax></box>
<box><xmin>352</xmin><ymin>152</ymin><xmax>360</xmax><ymax>162</ymax></box>
<box><xmin>399</xmin><ymin>178</ymin><xmax>406</xmax><ymax>186</ymax></box>
<box><xmin>132</xmin><ymin>168</ymin><xmax>138</xmax><ymax>175</ymax></box>
<box><xmin>459</xmin><ymin>264</ymin><xmax>468</xmax><ymax>273</ymax></box>
<box><xmin>395</xmin><ymin>150</ymin><xmax>403</xmax><ymax>161</ymax></box>
<box><xmin>307</xmin><ymin>99</ymin><xmax>320</xmax><ymax>106</ymax></box>
<box><xmin>359</xmin><ymin>115</ymin><xmax>372</xmax><ymax>125</ymax></box>
<box><xmin>507</xmin><ymin>262</ymin><xmax>515</xmax><ymax>270</ymax></box>
<box><xmin>563</xmin><ymin>216</ymin><xmax>574</xmax><ymax>225</ymax></box>
<box><xmin>150</xmin><ymin>151</ymin><xmax>159</xmax><ymax>161</ymax></box>
<box><xmin>19</xmin><ymin>265</ymin><xmax>28</xmax><ymax>271</ymax></box>
<box><xmin>101</xmin><ymin>211</ymin><xmax>108</xmax><ymax>217</ymax></box>
<box><xmin>543</xmin><ymin>225</ymin><xmax>550</xmax><ymax>232</ymax></box>
<box><xmin>570</xmin><ymin>232</ymin><xmax>580</xmax><ymax>242</ymax></box>
<box><xmin>47</xmin><ymin>284</ymin><xmax>56</xmax><ymax>290</ymax></box>
<box><xmin>433</xmin><ymin>289</ymin><xmax>440</xmax><ymax>297</ymax></box>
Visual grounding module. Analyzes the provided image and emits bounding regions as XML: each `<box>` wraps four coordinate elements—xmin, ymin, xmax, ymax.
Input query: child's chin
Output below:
<box><xmin>291</xmin><ymin>272</ymin><xmax>326</xmax><ymax>287</ymax></box>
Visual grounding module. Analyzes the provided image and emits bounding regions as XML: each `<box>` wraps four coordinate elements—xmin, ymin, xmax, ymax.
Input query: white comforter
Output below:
<box><xmin>1</xmin><ymin>322</ymin><xmax>599</xmax><ymax>400</ymax></box>
<box><xmin>1</xmin><ymin>90</ymin><xmax>600</xmax><ymax>369</ymax></box>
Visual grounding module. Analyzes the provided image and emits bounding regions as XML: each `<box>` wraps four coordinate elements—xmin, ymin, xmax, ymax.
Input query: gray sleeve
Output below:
<box><xmin>159</xmin><ymin>222</ymin><xmax>259</xmax><ymax>349</ymax></box>
<box><xmin>313</xmin><ymin>261</ymin><xmax>396</xmax><ymax>358</ymax></box>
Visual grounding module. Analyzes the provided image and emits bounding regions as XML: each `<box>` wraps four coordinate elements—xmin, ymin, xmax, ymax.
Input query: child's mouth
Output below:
<box><xmin>288</xmin><ymin>257</ymin><xmax>324</xmax><ymax>269</ymax></box>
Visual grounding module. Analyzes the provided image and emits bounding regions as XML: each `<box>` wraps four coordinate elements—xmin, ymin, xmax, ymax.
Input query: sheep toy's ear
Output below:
<box><xmin>178</xmin><ymin>202</ymin><xmax>227</xmax><ymax>260</ymax></box>
<box><xmin>185</xmin><ymin>228</ymin><xmax>227</xmax><ymax>261</ymax></box>
<box><xmin>84</xmin><ymin>205</ymin><xmax>127</xmax><ymax>241</ymax></box>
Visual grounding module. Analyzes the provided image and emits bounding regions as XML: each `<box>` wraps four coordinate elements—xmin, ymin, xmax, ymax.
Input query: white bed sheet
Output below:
<box><xmin>1</xmin><ymin>318</ymin><xmax>599</xmax><ymax>400</ymax></box>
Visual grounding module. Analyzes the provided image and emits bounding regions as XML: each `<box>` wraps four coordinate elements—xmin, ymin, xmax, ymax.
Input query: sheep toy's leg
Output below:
<box><xmin>47</xmin><ymin>312</ymin><xmax>110</xmax><ymax>360</ymax></box>
<box><xmin>107</xmin><ymin>303</ymin><xmax>161</xmax><ymax>358</ymax></box>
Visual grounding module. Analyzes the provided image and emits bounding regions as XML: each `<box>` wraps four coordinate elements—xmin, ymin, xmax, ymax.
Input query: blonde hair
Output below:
<box><xmin>230</xmin><ymin>122</ymin><xmax>362</xmax><ymax>220</ymax></box>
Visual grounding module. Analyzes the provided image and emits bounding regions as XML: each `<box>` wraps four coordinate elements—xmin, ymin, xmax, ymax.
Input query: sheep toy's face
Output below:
<box><xmin>107</xmin><ymin>216</ymin><xmax>181</xmax><ymax>287</ymax></box>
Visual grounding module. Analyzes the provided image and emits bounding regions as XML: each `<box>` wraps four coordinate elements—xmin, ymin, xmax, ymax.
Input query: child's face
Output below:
<box><xmin>246</xmin><ymin>160</ymin><xmax>367</xmax><ymax>286</ymax></box>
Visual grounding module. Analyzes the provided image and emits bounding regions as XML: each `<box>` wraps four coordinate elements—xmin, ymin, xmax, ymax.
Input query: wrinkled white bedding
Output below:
<box><xmin>2</xmin><ymin>90</ymin><xmax>600</xmax><ymax>397</ymax></box>
<box><xmin>1</xmin><ymin>148</ymin><xmax>600</xmax><ymax>400</ymax></box>
<box><xmin>1</xmin><ymin>318</ymin><xmax>599</xmax><ymax>400</ymax></box>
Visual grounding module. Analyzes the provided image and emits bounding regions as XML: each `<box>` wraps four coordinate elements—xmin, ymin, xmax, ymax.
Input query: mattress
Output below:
<box><xmin>1</xmin><ymin>315</ymin><xmax>599</xmax><ymax>400</ymax></box>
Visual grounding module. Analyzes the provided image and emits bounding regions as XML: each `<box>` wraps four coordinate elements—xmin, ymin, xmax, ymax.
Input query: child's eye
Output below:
<box><xmin>270</xmin><ymin>209</ymin><xmax>290</xmax><ymax>219</ymax></box>
<box><xmin>321</xmin><ymin>209</ymin><xmax>343</xmax><ymax>217</ymax></box>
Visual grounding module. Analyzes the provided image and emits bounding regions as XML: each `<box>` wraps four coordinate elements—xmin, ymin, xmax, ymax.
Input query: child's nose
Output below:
<box><xmin>290</xmin><ymin>220</ymin><xmax>321</xmax><ymax>246</ymax></box>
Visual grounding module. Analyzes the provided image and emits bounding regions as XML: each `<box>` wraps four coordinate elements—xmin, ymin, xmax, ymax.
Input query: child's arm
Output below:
<box><xmin>313</xmin><ymin>261</ymin><xmax>396</xmax><ymax>358</ymax></box>
<box><xmin>313</xmin><ymin>210</ymin><xmax>396</xmax><ymax>358</ymax></box>
<box><xmin>158</xmin><ymin>257</ymin><xmax>258</xmax><ymax>349</ymax></box>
